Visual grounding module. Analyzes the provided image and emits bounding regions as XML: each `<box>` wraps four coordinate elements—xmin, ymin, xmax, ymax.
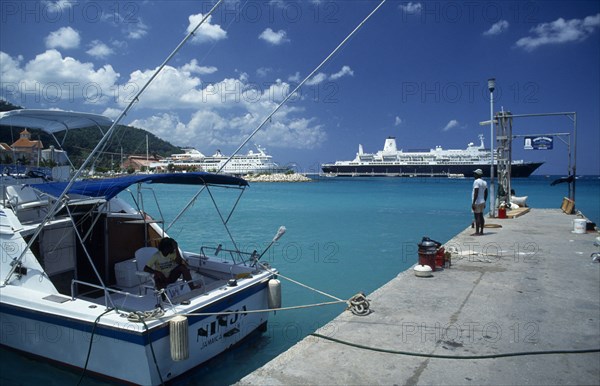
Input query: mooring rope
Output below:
<box><xmin>181</xmin><ymin>300</ymin><xmax>346</xmax><ymax>317</ymax></box>
<box><xmin>124</xmin><ymin>295</ymin><xmax>370</xmax><ymax>320</ymax></box>
<box><xmin>309</xmin><ymin>333</ymin><xmax>600</xmax><ymax>359</ymax></box>
<box><xmin>347</xmin><ymin>293</ymin><xmax>372</xmax><ymax>316</ymax></box>
<box><xmin>127</xmin><ymin>308</ymin><xmax>166</xmax><ymax>323</ymax></box>
<box><xmin>124</xmin><ymin>258</ymin><xmax>373</xmax><ymax>323</ymax></box>
<box><xmin>258</xmin><ymin>262</ymin><xmax>344</xmax><ymax>302</ymax></box>
<box><xmin>126</xmin><ymin>296</ymin><xmax>371</xmax><ymax>319</ymax></box>
<box><xmin>258</xmin><ymin>262</ymin><xmax>372</xmax><ymax>315</ymax></box>
<box><xmin>77</xmin><ymin>308</ymin><xmax>114</xmax><ymax>386</ymax></box>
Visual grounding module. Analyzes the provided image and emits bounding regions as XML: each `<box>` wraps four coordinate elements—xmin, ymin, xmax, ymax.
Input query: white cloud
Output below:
<box><xmin>303</xmin><ymin>66</ymin><xmax>353</xmax><ymax>86</ymax></box>
<box><xmin>180</xmin><ymin>59</ymin><xmax>217</xmax><ymax>75</ymax></box>
<box><xmin>288</xmin><ymin>72</ymin><xmax>301</xmax><ymax>83</ymax></box>
<box><xmin>330</xmin><ymin>66</ymin><xmax>354</xmax><ymax>80</ymax></box>
<box><xmin>125</xmin><ymin>20</ymin><xmax>149</xmax><ymax>40</ymax></box>
<box><xmin>122</xmin><ymin>65</ymin><xmax>203</xmax><ymax>109</ymax></box>
<box><xmin>305</xmin><ymin>72</ymin><xmax>327</xmax><ymax>86</ymax></box>
<box><xmin>399</xmin><ymin>2</ymin><xmax>422</xmax><ymax>13</ymax></box>
<box><xmin>442</xmin><ymin>119</ymin><xmax>459</xmax><ymax>131</ymax></box>
<box><xmin>516</xmin><ymin>13</ymin><xmax>600</xmax><ymax>51</ymax></box>
<box><xmin>119</xmin><ymin>62</ymin><xmax>325</xmax><ymax>149</ymax></box>
<box><xmin>259</xmin><ymin>28</ymin><xmax>290</xmax><ymax>45</ymax></box>
<box><xmin>394</xmin><ymin>116</ymin><xmax>403</xmax><ymax>126</ymax></box>
<box><xmin>0</xmin><ymin>47</ymin><xmax>324</xmax><ymax>150</ymax></box>
<box><xmin>1</xmin><ymin>50</ymin><xmax>119</xmax><ymax>104</ymax></box>
<box><xmin>45</xmin><ymin>26</ymin><xmax>80</xmax><ymax>49</ymax></box>
<box><xmin>97</xmin><ymin>7</ymin><xmax>148</xmax><ymax>40</ymax></box>
<box><xmin>130</xmin><ymin>112</ymin><xmax>189</xmax><ymax>143</ymax></box>
<box><xmin>483</xmin><ymin>20</ymin><xmax>509</xmax><ymax>36</ymax></box>
<box><xmin>0</xmin><ymin>52</ymin><xmax>24</xmax><ymax>83</ymax></box>
<box><xmin>101</xmin><ymin>107</ymin><xmax>122</xmax><ymax>119</ymax></box>
<box><xmin>187</xmin><ymin>13</ymin><xmax>227</xmax><ymax>44</ymax></box>
<box><xmin>42</xmin><ymin>0</ymin><xmax>76</xmax><ymax>12</ymax></box>
<box><xmin>130</xmin><ymin>107</ymin><xmax>326</xmax><ymax>150</ymax></box>
<box><xmin>256</xmin><ymin>67</ymin><xmax>272</xmax><ymax>78</ymax></box>
<box><xmin>86</xmin><ymin>40</ymin><xmax>114</xmax><ymax>59</ymax></box>
<box><xmin>1</xmin><ymin>46</ymin><xmax>324</xmax><ymax>149</ymax></box>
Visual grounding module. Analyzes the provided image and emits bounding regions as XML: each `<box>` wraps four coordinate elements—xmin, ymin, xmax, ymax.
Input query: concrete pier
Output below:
<box><xmin>239</xmin><ymin>209</ymin><xmax>600</xmax><ymax>385</ymax></box>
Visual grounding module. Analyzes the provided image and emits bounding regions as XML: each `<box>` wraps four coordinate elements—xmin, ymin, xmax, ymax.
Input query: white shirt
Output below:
<box><xmin>472</xmin><ymin>178</ymin><xmax>487</xmax><ymax>205</ymax></box>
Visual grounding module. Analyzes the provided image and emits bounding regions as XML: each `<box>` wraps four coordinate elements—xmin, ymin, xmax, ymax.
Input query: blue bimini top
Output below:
<box><xmin>31</xmin><ymin>172</ymin><xmax>248</xmax><ymax>200</ymax></box>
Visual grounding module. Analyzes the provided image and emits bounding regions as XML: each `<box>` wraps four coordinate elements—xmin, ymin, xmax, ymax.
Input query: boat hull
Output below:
<box><xmin>321</xmin><ymin>162</ymin><xmax>544</xmax><ymax>178</ymax></box>
<box><xmin>0</xmin><ymin>281</ymin><xmax>270</xmax><ymax>385</ymax></box>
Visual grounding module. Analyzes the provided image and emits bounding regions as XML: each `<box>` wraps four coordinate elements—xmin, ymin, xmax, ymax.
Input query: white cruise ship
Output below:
<box><xmin>321</xmin><ymin>135</ymin><xmax>543</xmax><ymax>177</ymax></box>
<box><xmin>150</xmin><ymin>145</ymin><xmax>290</xmax><ymax>175</ymax></box>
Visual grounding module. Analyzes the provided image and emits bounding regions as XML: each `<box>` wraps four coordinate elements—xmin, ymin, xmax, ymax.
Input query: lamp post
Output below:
<box><xmin>488</xmin><ymin>78</ymin><xmax>495</xmax><ymax>217</ymax></box>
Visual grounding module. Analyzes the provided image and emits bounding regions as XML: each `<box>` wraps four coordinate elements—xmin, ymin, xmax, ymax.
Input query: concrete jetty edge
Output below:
<box><xmin>238</xmin><ymin>209</ymin><xmax>600</xmax><ymax>385</ymax></box>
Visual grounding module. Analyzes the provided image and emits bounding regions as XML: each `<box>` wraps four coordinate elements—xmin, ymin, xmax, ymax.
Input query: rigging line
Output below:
<box><xmin>166</xmin><ymin>185</ymin><xmax>207</xmax><ymax>231</ymax></box>
<box><xmin>205</xmin><ymin>184</ymin><xmax>240</xmax><ymax>254</ymax></box>
<box><xmin>193</xmin><ymin>0</ymin><xmax>252</xmax><ymax>71</ymax></box>
<box><xmin>167</xmin><ymin>0</ymin><xmax>388</xmax><ymax>230</ymax></box>
<box><xmin>43</xmin><ymin>199</ymin><xmax>102</xmax><ymax>256</ymax></box>
<box><xmin>2</xmin><ymin>0</ymin><xmax>225</xmax><ymax>286</ymax></box>
<box><xmin>216</xmin><ymin>0</ymin><xmax>388</xmax><ymax>175</ymax></box>
<box><xmin>65</xmin><ymin>204</ymin><xmax>117</xmax><ymax>310</ymax></box>
<box><xmin>108</xmin><ymin>0</ymin><xmax>251</xmax><ymax>161</ymax></box>
<box><xmin>90</xmin><ymin>0</ymin><xmax>226</xmax><ymax>164</ymax></box>
<box><xmin>49</xmin><ymin>131</ymin><xmax>76</xmax><ymax>170</ymax></box>
<box><xmin>165</xmin><ymin>183</ymin><xmax>245</xmax><ymax>231</ymax></box>
<box><xmin>224</xmin><ymin>186</ymin><xmax>245</xmax><ymax>224</ymax></box>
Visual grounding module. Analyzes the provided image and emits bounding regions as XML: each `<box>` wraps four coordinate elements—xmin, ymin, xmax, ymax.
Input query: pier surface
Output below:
<box><xmin>239</xmin><ymin>209</ymin><xmax>600</xmax><ymax>385</ymax></box>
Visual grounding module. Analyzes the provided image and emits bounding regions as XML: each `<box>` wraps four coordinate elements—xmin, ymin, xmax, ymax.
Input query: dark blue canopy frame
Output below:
<box><xmin>31</xmin><ymin>172</ymin><xmax>248</xmax><ymax>200</ymax></box>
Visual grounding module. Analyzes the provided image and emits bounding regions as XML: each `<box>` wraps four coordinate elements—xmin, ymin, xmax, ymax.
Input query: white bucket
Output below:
<box><xmin>573</xmin><ymin>219</ymin><xmax>587</xmax><ymax>234</ymax></box>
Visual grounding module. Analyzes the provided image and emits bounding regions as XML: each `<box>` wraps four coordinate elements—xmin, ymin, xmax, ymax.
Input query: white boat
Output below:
<box><xmin>322</xmin><ymin>135</ymin><xmax>544</xmax><ymax>177</ymax></box>
<box><xmin>150</xmin><ymin>146</ymin><xmax>290</xmax><ymax>176</ymax></box>
<box><xmin>0</xmin><ymin>110</ymin><xmax>282</xmax><ymax>385</ymax></box>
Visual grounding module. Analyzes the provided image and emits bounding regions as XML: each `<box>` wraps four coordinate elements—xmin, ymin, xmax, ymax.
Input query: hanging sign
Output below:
<box><xmin>524</xmin><ymin>136</ymin><xmax>553</xmax><ymax>150</ymax></box>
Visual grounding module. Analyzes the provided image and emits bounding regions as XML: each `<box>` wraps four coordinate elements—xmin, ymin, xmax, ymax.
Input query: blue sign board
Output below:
<box><xmin>524</xmin><ymin>136</ymin><xmax>553</xmax><ymax>150</ymax></box>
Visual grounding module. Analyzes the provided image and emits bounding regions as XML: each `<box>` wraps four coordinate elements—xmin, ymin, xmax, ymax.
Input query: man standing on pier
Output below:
<box><xmin>471</xmin><ymin>169</ymin><xmax>488</xmax><ymax>235</ymax></box>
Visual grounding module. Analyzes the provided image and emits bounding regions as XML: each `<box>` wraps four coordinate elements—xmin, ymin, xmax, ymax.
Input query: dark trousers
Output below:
<box><xmin>155</xmin><ymin>264</ymin><xmax>193</xmax><ymax>289</ymax></box>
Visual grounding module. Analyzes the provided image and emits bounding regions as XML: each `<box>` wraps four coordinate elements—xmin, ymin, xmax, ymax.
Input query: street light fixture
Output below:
<box><xmin>488</xmin><ymin>78</ymin><xmax>496</xmax><ymax>217</ymax></box>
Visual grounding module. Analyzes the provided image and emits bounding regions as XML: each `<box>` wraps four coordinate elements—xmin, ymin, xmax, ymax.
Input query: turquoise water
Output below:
<box><xmin>1</xmin><ymin>176</ymin><xmax>598</xmax><ymax>385</ymax></box>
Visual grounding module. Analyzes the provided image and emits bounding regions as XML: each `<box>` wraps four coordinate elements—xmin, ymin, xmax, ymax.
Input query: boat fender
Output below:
<box><xmin>267</xmin><ymin>278</ymin><xmax>282</xmax><ymax>309</ymax></box>
<box><xmin>170</xmin><ymin>315</ymin><xmax>189</xmax><ymax>361</ymax></box>
<box><xmin>414</xmin><ymin>264</ymin><xmax>433</xmax><ymax>277</ymax></box>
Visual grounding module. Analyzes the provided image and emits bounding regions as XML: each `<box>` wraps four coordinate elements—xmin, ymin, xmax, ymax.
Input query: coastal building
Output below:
<box><xmin>122</xmin><ymin>154</ymin><xmax>162</xmax><ymax>172</ymax></box>
<box><xmin>41</xmin><ymin>145</ymin><xmax>69</xmax><ymax>166</ymax></box>
<box><xmin>10</xmin><ymin>129</ymin><xmax>43</xmax><ymax>165</ymax></box>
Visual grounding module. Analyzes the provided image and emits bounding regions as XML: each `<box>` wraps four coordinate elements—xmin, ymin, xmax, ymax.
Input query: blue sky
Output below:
<box><xmin>1</xmin><ymin>0</ymin><xmax>599</xmax><ymax>174</ymax></box>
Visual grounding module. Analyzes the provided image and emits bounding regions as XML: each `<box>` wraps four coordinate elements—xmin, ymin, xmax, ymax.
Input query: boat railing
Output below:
<box><xmin>71</xmin><ymin>279</ymin><xmax>145</xmax><ymax>308</ymax></box>
<box><xmin>200</xmin><ymin>245</ymin><xmax>258</xmax><ymax>266</ymax></box>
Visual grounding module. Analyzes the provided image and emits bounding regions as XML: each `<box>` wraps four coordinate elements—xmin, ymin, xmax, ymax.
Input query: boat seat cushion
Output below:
<box><xmin>5</xmin><ymin>185</ymin><xmax>48</xmax><ymax>211</ymax></box>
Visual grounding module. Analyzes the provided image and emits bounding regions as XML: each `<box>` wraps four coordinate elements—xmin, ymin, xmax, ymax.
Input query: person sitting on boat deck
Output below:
<box><xmin>143</xmin><ymin>238</ymin><xmax>199</xmax><ymax>291</ymax></box>
<box><xmin>471</xmin><ymin>168</ymin><xmax>488</xmax><ymax>236</ymax></box>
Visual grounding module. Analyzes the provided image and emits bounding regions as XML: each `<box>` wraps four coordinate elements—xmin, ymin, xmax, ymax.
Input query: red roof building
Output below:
<box><xmin>11</xmin><ymin>129</ymin><xmax>43</xmax><ymax>165</ymax></box>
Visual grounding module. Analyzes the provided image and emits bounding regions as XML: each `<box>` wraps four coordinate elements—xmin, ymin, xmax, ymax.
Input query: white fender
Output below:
<box><xmin>170</xmin><ymin>315</ymin><xmax>189</xmax><ymax>361</ymax></box>
<box><xmin>267</xmin><ymin>278</ymin><xmax>282</xmax><ymax>309</ymax></box>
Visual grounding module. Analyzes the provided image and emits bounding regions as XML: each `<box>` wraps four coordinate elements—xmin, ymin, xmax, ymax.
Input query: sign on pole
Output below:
<box><xmin>524</xmin><ymin>136</ymin><xmax>553</xmax><ymax>150</ymax></box>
